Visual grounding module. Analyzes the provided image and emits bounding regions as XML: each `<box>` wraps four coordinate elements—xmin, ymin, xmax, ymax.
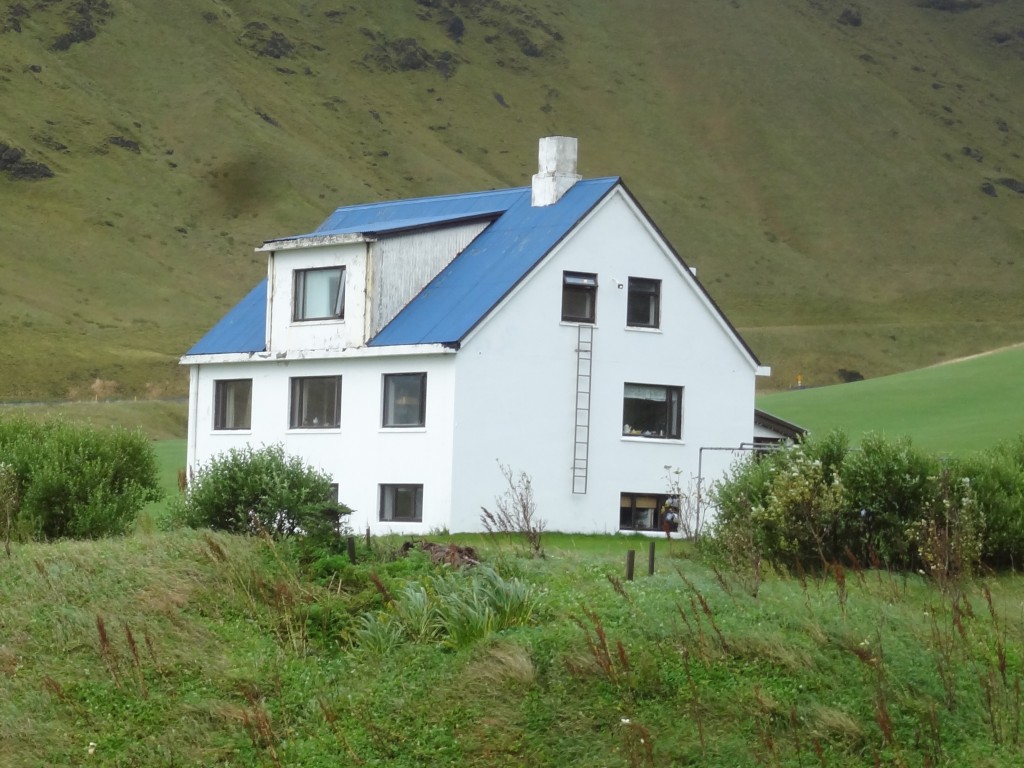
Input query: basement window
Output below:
<box><xmin>289</xmin><ymin>376</ymin><xmax>341</xmax><ymax>429</ymax></box>
<box><xmin>626</xmin><ymin>277</ymin><xmax>661</xmax><ymax>328</ymax></box>
<box><xmin>213</xmin><ymin>379</ymin><xmax>252</xmax><ymax>430</ymax></box>
<box><xmin>380</xmin><ymin>484</ymin><xmax>423</xmax><ymax>522</ymax></box>
<box><xmin>619</xmin><ymin>492</ymin><xmax>674</xmax><ymax>532</ymax></box>
<box><xmin>622</xmin><ymin>383</ymin><xmax>682</xmax><ymax>439</ymax></box>
<box><xmin>561</xmin><ymin>271</ymin><xmax>597</xmax><ymax>323</ymax></box>
<box><xmin>294</xmin><ymin>266</ymin><xmax>345</xmax><ymax>321</ymax></box>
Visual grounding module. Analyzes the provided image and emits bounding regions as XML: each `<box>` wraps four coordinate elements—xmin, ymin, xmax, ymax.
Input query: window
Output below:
<box><xmin>561</xmin><ymin>271</ymin><xmax>597</xmax><ymax>323</ymax></box>
<box><xmin>290</xmin><ymin>376</ymin><xmax>341</xmax><ymax>428</ymax></box>
<box><xmin>627</xmin><ymin>277</ymin><xmax>661</xmax><ymax>328</ymax></box>
<box><xmin>382</xmin><ymin>373</ymin><xmax>427</xmax><ymax>428</ymax></box>
<box><xmin>294</xmin><ymin>266</ymin><xmax>345</xmax><ymax>321</ymax></box>
<box><xmin>619</xmin><ymin>492</ymin><xmax>674</xmax><ymax>531</ymax></box>
<box><xmin>213</xmin><ymin>379</ymin><xmax>252</xmax><ymax>430</ymax></box>
<box><xmin>380</xmin><ymin>484</ymin><xmax>423</xmax><ymax>522</ymax></box>
<box><xmin>622</xmin><ymin>383</ymin><xmax>682</xmax><ymax>439</ymax></box>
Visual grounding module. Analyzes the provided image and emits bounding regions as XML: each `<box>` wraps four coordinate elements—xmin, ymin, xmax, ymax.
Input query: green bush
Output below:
<box><xmin>175</xmin><ymin>444</ymin><xmax>351</xmax><ymax>550</ymax></box>
<box><xmin>841</xmin><ymin>433</ymin><xmax>937</xmax><ymax>567</ymax></box>
<box><xmin>960</xmin><ymin>437</ymin><xmax>1024</xmax><ymax>569</ymax></box>
<box><xmin>0</xmin><ymin>417</ymin><xmax>162</xmax><ymax>540</ymax></box>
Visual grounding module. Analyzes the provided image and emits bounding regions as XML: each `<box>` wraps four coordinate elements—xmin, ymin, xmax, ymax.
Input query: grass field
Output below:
<box><xmin>758</xmin><ymin>345</ymin><xmax>1024</xmax><ymax>456</ymax></box>
<box><xmin>3</xmin><ymin>529</ymin><xmax>1024</xmax><ymax>766</ymax></box>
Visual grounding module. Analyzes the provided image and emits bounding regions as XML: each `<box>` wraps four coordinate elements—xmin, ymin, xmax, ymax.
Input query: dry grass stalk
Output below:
<box><xmin>123</xmin><ymin>623</ymin><xmax>148</xmax><ymax>698</ymax></box>
<box><xmin>95</xmin><ymin>615</ymin><xmax>123</xmax><ymax>691</ymax></box>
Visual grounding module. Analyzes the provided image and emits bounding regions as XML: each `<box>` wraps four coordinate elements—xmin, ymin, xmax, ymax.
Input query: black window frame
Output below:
<box><xmin>379</xmin><ymin>484</ymin><xmax>424</xmax><ymax>522</ymax></box>
<box><xmin>561</xmin><ymin>271</ymin><xmax>598</xmax><ymax>323</ymax></box>
<box><xmin>382</xmin><ymin>372</ymin><xmax>427</xmax><ymax>428</ymax></box>
<box><xmin>293</xmin><ymin>266</ymin><xmax>346</xmax><ymax>322</ymax></box>
<box><xmin>626</xmin><ymin>277</ymin><xmax>661</xmax><ymax>328</ymax></box>
<box><xmin>213</xmin><ymin>379</ymin><xmax>253</xmax><ymax>431</ymax></box>
<box><xmin>622</xmin><ymin>382</ymin><xmax>683</xmax><ymax>440</ymax></box>
<box><xmin>619</xmin><ymin>492</ymin><xmax>673</xmax><ymax>532</ymax></box>
<box><xmin>289</xmin><ymin>375</ymin><xmax>342</xmax><ymax>429</ymax></box>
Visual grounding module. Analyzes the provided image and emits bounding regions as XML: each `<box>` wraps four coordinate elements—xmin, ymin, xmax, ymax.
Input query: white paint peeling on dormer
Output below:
<box><xmin>257</xmin><ymin>232</ymin><xmax>370</xmax><ymax>252</ymax></box>
<box><xmin>368</xmin><ymin>220</ymin><xmax>491</xmax><ymax>338</ymax></box>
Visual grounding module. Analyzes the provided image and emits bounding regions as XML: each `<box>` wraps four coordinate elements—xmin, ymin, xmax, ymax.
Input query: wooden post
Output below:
<box><xmin>346</xmin><ymin>536</ymin><xmax>357</xmax><ymax>565</ymax></box>
<box><xmin>648</xmin><ymin>540</ymin><xmax>656</xmax><ymax>576</ymax></box>
<box><xmin>626</xmin><ymin>549</ymin><xmax>636</xmax><ymax>581</ymax></box>
<box><xmin>365</xmin><ymin>526</ymin><xmax>371</xmax><ymax>549</ymax></box>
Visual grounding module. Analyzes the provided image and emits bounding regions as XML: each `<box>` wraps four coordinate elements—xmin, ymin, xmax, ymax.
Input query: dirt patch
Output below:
<box><xmin>402</xmin><ymin>540</ymin><xmax>481</xmax><ymax>567</ymax></box>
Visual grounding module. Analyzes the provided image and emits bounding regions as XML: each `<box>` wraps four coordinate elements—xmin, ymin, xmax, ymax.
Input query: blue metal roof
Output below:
<box><xmin>269</xmin><ymin>187</ymin><xmax>526</xmax><ymax>242</ymax></box>
<box><xmin>370</xmin><ymin>177</ymin><xmax>619</xmax><ymax>346</ymax></box>
<box><xmin>186</xmin><ymin>279</ymin><xmax>267</xmax><ymax>355</ymax></box>
<box><xmin>185</xmin><ymin>178</ymin><xmax>620</xmax><ymax>357</ymax></box>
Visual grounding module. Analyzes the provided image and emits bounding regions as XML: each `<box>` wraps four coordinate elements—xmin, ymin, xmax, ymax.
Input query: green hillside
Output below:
<box><xmin>758</xmin><ymin>343</ymin><xmax>1024</xmax><ymax>455</ymax></box>
<box><xmin>1</xmin><ymin>0</ymin><xmax>1023</xmax><ymax>399</ymax></box>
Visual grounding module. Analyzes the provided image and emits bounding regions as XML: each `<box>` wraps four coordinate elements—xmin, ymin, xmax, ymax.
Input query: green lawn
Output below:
<box><xmin>758</xmin><ymin>346</ymin><xmax>1024</xmax><ymax>456</ymax></box>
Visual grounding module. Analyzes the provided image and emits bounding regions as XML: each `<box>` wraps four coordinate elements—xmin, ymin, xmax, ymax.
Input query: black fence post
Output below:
<box><xmin>626</xmin><ymin>549</ymin><xmax>636</xmax><ymax>581</ymax></box>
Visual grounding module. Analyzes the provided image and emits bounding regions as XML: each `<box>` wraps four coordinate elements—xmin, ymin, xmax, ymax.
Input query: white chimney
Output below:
<box><xmin>531</xmin><ymin>136</ymin><xmax>581</xmax><ymax>206</ymax></box>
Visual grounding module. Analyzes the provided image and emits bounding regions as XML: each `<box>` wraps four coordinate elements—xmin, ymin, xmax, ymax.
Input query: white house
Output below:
<box><xmin>181</xmin><ymin>137</ymin><xmax>771</xmax><ymax>535</ymax></box>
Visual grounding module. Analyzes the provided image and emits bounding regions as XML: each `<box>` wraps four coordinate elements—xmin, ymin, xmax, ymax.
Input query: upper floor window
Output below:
<box><xmin>561</xmin><ymin>271</ymin><xmax>597</xmax><ymax>323</ymax></box>
<box><xmin>294</xmin><ymin>266</ymin><xmax>345</xmax><ymax>321</ymax></box>
<box><xmin>383</xmin><ymin>373</ymin><xmax>427</xmax><ymax>428</ymax></box>
<box><xmin>622</xmin><ymin>383</ymin><xmax>682</xmax><ymax>439</ymax></box>
<box><xmin>214</xmin><ymin>379</ymin><xmax>252</xmax><ymax>430</ymax></box>
<box><xmin>290</xmin><ymin>376</ymin><xmax>341</xmax><ymax>429</ymax></box>
<box><xmin>627</xmin><ymin>277</ymin><xmax>661</xmax><ymax>328</ymax></box>
<box><xmin>380</xmin><ymin>484</ymin><xmax>423</xmax><ymax>522</ymax></box>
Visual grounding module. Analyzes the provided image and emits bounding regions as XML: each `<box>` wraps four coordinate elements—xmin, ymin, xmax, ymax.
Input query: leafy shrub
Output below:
<box><xmin>959</xmin><ymin>437</ymin><xmax>1024</xmax><ymax>569</ymax></box>
<box><xmin>0</xmin><ymin>417</ymin><xmax>161</xmax><ymax>540</ymax></box>
<box><xmin>175</xmin><ymin>444</ymin><xmax>351</xmax><ymax>551</ymax></box>
<box><xmin>841</xmin><ymin>433</ymin><xmax>937</xmax><ymax>567</ymax></box>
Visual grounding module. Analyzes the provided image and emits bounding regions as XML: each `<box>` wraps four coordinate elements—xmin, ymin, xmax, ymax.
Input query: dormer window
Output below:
<box><xmin>294</xmin><ymin>266</ymin><xmax>345</xmax><ymax>321</ymax></box>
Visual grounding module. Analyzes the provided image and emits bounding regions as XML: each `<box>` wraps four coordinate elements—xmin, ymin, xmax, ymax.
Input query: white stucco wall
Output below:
<box><xmin>447</xmin><ymin>188</ymin><xmax>758</xmax><ymax>534</ymax></box>
<box><xmin>186</xmin><ymin>352</ymin><xmax>457</xmax><ymax>535</ymax></box>
<box><xmin>267</xmin><ymin>242</ymin><xmax>369</xmax><ymax>353</ymax></box>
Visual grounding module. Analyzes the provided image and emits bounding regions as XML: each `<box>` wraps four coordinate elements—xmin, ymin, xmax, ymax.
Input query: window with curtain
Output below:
<box><xmin>290</xmin><ymin>376</ymin><xmax>341</xmax><ymax>428</ymax></box>
<box><xmin>213</xmin><ymin>379</ymin><xmax>252</xmax><ymax>430</ymax></box>
<box><xmin>382</xmin><ymin>373</ymin><xmax>427</xmax><ymax>428</ymax></box>
<box><xmin>622</xmin><ymin>382</ymin><xmax>682</xmax><ymax>439</ymax></box>
<box><xmin>293</xmin><ymin>266</ymin><xmax>345</xmax><ymax>321</ymax></box>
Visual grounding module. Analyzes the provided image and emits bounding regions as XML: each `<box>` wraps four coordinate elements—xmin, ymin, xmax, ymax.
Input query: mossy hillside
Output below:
<box><xmin>1</xmin><ymin>0</ymin><xmax>1023</xmax><ymax>399</ymax></box>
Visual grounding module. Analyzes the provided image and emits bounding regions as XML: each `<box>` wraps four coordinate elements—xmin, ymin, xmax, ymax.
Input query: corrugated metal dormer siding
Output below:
<box><xmin>367</xmin><ymin>220</ymin><xmax>492</xmax><ymax>339</ymax></box>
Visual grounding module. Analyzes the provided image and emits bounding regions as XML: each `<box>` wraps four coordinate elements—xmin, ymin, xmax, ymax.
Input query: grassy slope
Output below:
<box><xmin>3</xmin><ymin>531</ymin><xmax>1024</xmax><ymax>767</ymax></box>
<box><xmin>757</xmin><ymin>344</ymin><xmax>1024</xmax><ymax>455</ymax></box>
<box><xmin>0</xmin><ymin>0</ymin><xmax>1022</xmax><ymax>399</ymax></box>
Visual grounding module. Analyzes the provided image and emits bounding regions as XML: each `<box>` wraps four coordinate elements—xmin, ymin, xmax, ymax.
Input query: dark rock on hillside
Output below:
<box><xmin>981</xmin><ymin>181</ymin><xmax>997</xmax><ymax>197</ymax></box>
<box><xmin>51</xmin><ymin>0</ymin><xmax>114</xmax><ymax>51</ymax></box>
<box><xmin>108</xmin><ymin>136</ymin><xmax>140</xmax><ymax>153</ymax></box>
<box><xmin>363</xmin><ymin>36</ymin><xmax>461</xmax><ymax>78</ymax></box>
<box><xmin>962</xmin><ymin>146</ymin><xmax>983</xmax><ymax>162</ymax></box>
<box><xmin>836</xmin><ymin>368</ymin><xmax>864</xmax><ymax>383</ymax></box>
<box><xmin>0</xmin><ymin>143</ymin><xmax>53</xmax><ymax>180</ymax></box>
<box><xmin>916</xmin><ymin>0</ymin><xmax>983</xmax><ymax>12</ymax></box>
<box><xmin>240</xmin><ymin>22</ymin><xmax>295</xmax><ymax>59</ymax></box>
<box><xmin>996</xmin><ymin>177</ymin><xmax>1024</xmax><ymax>194</ymax></box>
<box><xmin>3</xmin><ymin>3</ymin><xmax>29</xmax><ymax>33</ymax></box>
<box><xmin>838</xmin><ymin>8</ymin><xmax>862</xmax><ymax>27</ymax></box>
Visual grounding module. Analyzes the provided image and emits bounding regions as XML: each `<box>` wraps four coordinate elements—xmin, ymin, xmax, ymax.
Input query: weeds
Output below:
<box><xmin>480</xmin><ymin>462</ymin><xmax>546</xmax><ymax>558</ymax></box>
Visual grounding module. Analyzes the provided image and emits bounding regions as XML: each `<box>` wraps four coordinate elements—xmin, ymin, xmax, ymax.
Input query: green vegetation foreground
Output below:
<box><xmin>3</xmin><ymin>530</ymin><xmax>1024</xmax><ymax>767</ymax></box>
